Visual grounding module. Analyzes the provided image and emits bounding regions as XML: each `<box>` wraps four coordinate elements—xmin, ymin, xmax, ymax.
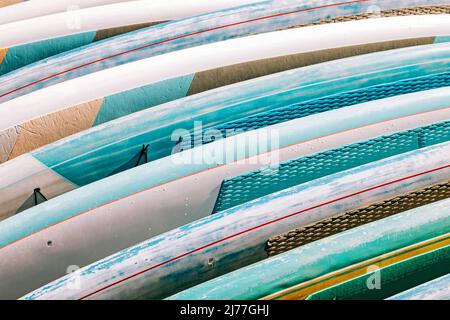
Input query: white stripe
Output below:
<box><xmin>0</xmin><ymin>0</ymin><xmax>260</xmax><ymax>47</ymax></box>
<box><xmin>1</xmin><ymin>15</ymin><xmax>449</xmax><ymax>132</ymax></box>
<box><xmin>1</xmin><ymin>105</ymin><xmax>448</xmax><ymax>299</ymax></box>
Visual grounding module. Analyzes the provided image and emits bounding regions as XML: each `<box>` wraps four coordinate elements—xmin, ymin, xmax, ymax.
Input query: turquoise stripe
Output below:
<box><xmin>31</xmin><ymin>43</ymin><xmax>450</xmax><ymax>186</ymax></box>
<box><xmin>21</xmin><ymin>142</ymin><xmax>450</xmax><ymax>300</ymax></box>
<box><xmin>93</xmin><ymin>74</ymin><xmax>195</xmax><ymax>125</ymax></box>
<box><xmin>0</xmin><ymin>31</ymin><xmax>96</xmax><ymax>76</ymax></box>
<box><xmin>307</xmin><ymin>245</ymin><xmax>450</xmax><ymax>300</ymax></box>
<box><xmin>213</xmin><ymin>120</ymin><xmax>450</xmax><ymax>213</ymax></box>
<box><xmin>435</xmin><ymin>35</ymin><xmax>450</xmax><ymax>44</ymax></box>
<box><xmin>3</xmin><ymin>86</ymin><xmax>450</xmax><ymax>250</ymax></box>
<box><xmin>168</xmin><ymin>198</ymin><xmax>450</xmax><ymax>300</ymax></box>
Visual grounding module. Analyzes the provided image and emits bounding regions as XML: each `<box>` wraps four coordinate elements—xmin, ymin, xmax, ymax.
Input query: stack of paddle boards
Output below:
<box><xmin>0</xmin><ymin>0</ymin><xmax>449</xmax><ymax>300</ymax></box>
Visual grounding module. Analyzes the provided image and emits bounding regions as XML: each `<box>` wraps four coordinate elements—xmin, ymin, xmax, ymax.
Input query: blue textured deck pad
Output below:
<box><xmin>212</xmin><ymin>121</ymin><xmax>450</xmax><ymax>213</ymax></box>
<box><xmin>52</xmin><ymin>71</ymin><xmax>450</xmax><ymax>187</ymax></box>
<box><xmin>196</xmin><ymin>72</ymin><xmax>450</xmax><ymax>145</ymax></box>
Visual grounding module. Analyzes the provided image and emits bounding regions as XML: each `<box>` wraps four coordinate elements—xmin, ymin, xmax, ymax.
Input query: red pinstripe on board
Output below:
<box><xmin>0</xmin><ymin>0</ymin><xmax>369</xmax><ymax>99</ymax></box>
<box><xmin>2</xmin><ymin>106</ymin><xmax>449</xmax><ymax>256</ymax></box>
<box><xmin>78</xmin><ymin>164</ymin><xmax>450</xmax><ymax>300</ymax></box>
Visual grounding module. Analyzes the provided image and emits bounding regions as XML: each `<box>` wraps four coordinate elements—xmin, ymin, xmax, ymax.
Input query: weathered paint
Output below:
<box><xmin>1</xmin><ymin>90</ymin><xmax>450</xmax><ymax>298</ymax></box>
<box><xmin>263</xmin><ymin>234</ymin><xmax>450</xmax><ymax>300</ymax></box>
<box><xmin>0</xmin><ymin>43</ymin><xmax>447</xmax><ymax>220</ymax></box>
<box><xmin>1</xmin><ymin>0</ymin><xmax>449</xmax><ymax>100</ymax></box>
<box><xmin>264</xmin><ymin>181</ymin><xmax>450</xmax><ymax>256</ymax></box>
<box><xmin>0</xmin><ymin>16</ymin><xmax>448</xmax><ymax>167</ymax></box>
<box><xmin>0</xmin><ymin>32</ymin><xmax>97</xmax><ymax>76</ymax></box>
<box><xmin>0</xmin><ymin>1</ymin><xmax>132</xmax><ymax>24</ymax></box>
<box><xmin>2</xmin><ymin>93</ymin><xmax>449</xmax><ymax>224</ymax></box>
<box><xmin>387</xmin><ymin>273</ymin><xmax>450</xmax><ymax>300</ymax></box>
<box><xmin>0</xmin><ymin>126</ymin><xmax>17</xmax><ymax>163</ymax></box>
<box><xmin>0</xmin><ymin>47</ymin><xmax>449</xmax><ymax>218</ymax></box>
<box><xmin>185</xmin><ymin>38</ymin><xmax>436</xmax><ymax>96</ymax></box>
<box><xmin>92</xmin><ymin>22</ymin><xmax>167</xmax><ymax>42</ymax></box>
<box><xmin>168</xmin><ymin>199</ymin><xmax>450</xmax><ymax>300</ymax></box>
<box><xmin>2</xmin><ymin>38</ymin><xmax>444</xmax><ymax>165</ymax></box>
<box><xmin>2</xmin><ymin>84</ymin><xmax>450</xmax><ymax>224</ymax></box>
<box><xmin>1</xmin><ymin>42</ymin><xmax>449</xmax><ymax>179</ymax></box>
<box><xmin>22</xmin><ymin>152</ymin><xmax>450</xmax><ymax>300</ymax></box>
<box><xmin>0</xmin><ymin>0</ymin><xmax>21</xmax><ymax>9</ymax></box>
<box><xmin>0</xmin><ymin>48</ymin><xmax>7</xmax><ymax>64</ymax></box>
<box><xmin>0</xmin><ymin>0</ymin><xmax>260</xmax><ymax>48</ymax></box>
<box><xmin>2</xmin><ymin>13</ymin><xmax>448</xmax><ymax>131</ymax></box>
<box><xmin>0</xmin><ymin>0</ymin><xmax>261</xmax><ymax>75</ymax></box>
<box><xmin>0</xmin><ymin>154</ymin><xmax>76</xmax><ymax>222</ymax></box>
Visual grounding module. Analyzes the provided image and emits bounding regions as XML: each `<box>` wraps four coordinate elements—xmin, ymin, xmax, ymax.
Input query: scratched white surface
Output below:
<box><xmin>22</xmin><ymin>141</ymin><xmax>450</xmax><ymax>300</ymax></box>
